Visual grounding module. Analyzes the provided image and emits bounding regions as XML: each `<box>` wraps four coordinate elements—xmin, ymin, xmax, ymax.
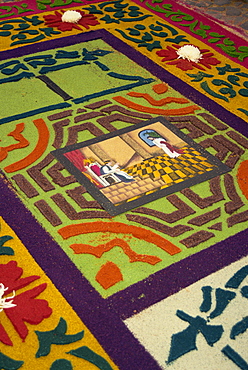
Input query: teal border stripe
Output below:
<box><xmin>73</xmin><ymin>77</ymin><xmax>155</xmax><ymax>104</ymax></box>
<box><xmin>0</xmin><ymin>102</ymin><xmax>72</xmax><ymax>125</ymax></box>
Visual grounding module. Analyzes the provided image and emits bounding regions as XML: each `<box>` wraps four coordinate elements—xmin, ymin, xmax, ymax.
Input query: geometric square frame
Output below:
<box><xmin>52</xmin><ymin>116</ymin><xmax>231</xmax><ymax>215</ymax></box>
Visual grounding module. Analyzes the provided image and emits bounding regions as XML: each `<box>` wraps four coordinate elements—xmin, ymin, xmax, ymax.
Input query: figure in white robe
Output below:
<box><xmin>148</xmin><ymin>136</ymin><xmax>184</xmax><ymax>158</ymax></box>
<box><xmin>100</xmin><ymin>162</ymin><xmax>134</xmax><ymax>183</ymax></box>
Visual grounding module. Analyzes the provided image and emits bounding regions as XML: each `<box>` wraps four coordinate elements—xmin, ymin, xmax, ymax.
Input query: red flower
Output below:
<box><xmin>156</xmin><ymin>44</ymin><xmax>221</xmax><ymax>71</ymax></box>
<box><xmin>44</xmin><ymin>10</ymin><xmax>99</xmax><ymax>32</ymax></box>
<box><xmin>0</xmin><ymin>261</ymin><xmax>52</xmax><ymax>346</ymax></box>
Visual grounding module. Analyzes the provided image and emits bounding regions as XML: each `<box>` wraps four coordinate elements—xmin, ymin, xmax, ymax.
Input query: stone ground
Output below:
<box><xmin>177</xmin><ymin>0</ymin><xmax>248</xmax><ymax>39</ymax></box>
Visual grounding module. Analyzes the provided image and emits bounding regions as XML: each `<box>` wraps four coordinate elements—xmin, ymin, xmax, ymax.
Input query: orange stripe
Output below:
<box><xmin>70</xmin><ymin>238</ymin><xmax>162</xmax><ymax>265</ymax></box>
<box><xmin>237</xmin><ymin>160</ymin><xmax>248</xmax><ymax>200</ymax></box>
<box><xmin>4</xmin><ymin>118</ymin><xmax>49</xmax><ymax>173</ymax></box>
<box><xmin>127</xmin><ymin>92</ymin><xmax>190</xmax><ymax>106</ymax></box>
<box><xmin>113</xmin><ymin>96</ymin><xmax>200</xmax><ymax>116</ymax></box>
<box><xmin>58</xmin><ymin>221</ymin><xmax>181</xmax><ymax>256</ymax></box>
<box><xmin>0</xmin><ymin>123</ymin><xmax>29</xmax><ymax>162</ymax></box>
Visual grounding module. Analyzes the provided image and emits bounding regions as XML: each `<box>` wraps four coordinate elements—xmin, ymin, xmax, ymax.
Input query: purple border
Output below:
<box><xmin>0</xmin><ymin>174</ymin><xmax>160</xmax><ymax>370</ymax></box>
<box><xmin>107</xmin><ymin>230</ymin><xmax>248</xmax><ymax>319</ymax></box>
<box><xmin>1</xmin><ymin>29</ymin><xmax>248</xmax><ymax>367</ymax></box>
<box><xmin>0</xmin><ymin>29</ymin><xmax>247</xmax><ymax>136</ymax></box>
<box><xmin>1</xmin><ymin>176</ymin><xmax>248</xmax><ymax>366</ymax></box>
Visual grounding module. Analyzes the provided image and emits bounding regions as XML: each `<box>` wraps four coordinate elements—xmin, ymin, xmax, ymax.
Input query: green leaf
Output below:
<box><xmin>208</xmin><ymin>38</ymin><xmax>220</xmax><ymax>43</ymax></box>
<box><xmin>35</xmin><ymin>318</ymin><xmax>84</xmax><ymax>358</ymax></box>
<box><xmin>161</xmin><ymin>3</ymin><xmax>173</xmax><ymax>9</ymax></box>
<box><xmin>0</xmin><ymin>235</ymin><xmax>14</xmax><ymax>255</ymax></box>
<box><xmin>209</xmin><ymin>32</ymin><xmax>225</xmax><ymax>38</ymax></box>
<box><xmin>199</xmin><ymin>22</ymin><xmax>210</xmax><ymax>30</ymax></box>
<box><xmin>0</xmin><ymin>352</ymin><xmax>24</xmax><ymax>370</ymax></box>
<box><xmin>223</xmin><ymin>38</ymin><xmax>235</xmax><ymax>46</ymax></box>
<box><xmin>68</xmin><ymin>346</ymin><xmax>114</xmax><ymax>370</ymax></box>
<box><xmin>50</xmin><ymin>359</ymin><xmax>73</xmax><ymax>370</ymax></box>
<box><xmin>238</xmin><ymin>108</ymin><xmax>248</xmax><ymax>116</ymax></box>
<box><xmin>36</xmin><ymin>1</ymin><xmax>48</xmax><ymax>8</ymax></box>
<box><xmin>195</xmin><ymin>29</ymin><xmax>208</xmax><ymax>38</ymax></box>
<box><xmin>238</xmin><ymin>46</ymin><xmax>248</xmax><ymax>52</ymax></box>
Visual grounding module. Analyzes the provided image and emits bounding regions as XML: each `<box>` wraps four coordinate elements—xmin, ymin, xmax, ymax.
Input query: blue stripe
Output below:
<box><xmin>0</xmin><ymin>102</ymin><xmax>72</xmax><ymax>125</ymax></box>
<box><xmin>73</xmin><ymin>78</ymin><xmax>154</xmax><ymax>104</ymax></box>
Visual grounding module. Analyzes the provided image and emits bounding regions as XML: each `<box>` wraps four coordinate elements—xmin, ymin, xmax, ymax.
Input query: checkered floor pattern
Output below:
<box><xmin>125</xmin><ymin>146</ymin><xmax>215</xmax><ymax>185</ymax></box>
<box><xmin>101</xmin><ymin>146</ymin><xmax>216</xmax><ymax>205</ymax></box>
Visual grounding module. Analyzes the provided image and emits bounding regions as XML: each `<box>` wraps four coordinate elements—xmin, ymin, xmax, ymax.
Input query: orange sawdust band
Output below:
<box><xmin>237</xmin><ymin>160</ymin><xmax>248</xmax><ymax>200</ymax></box>
<box><xmin>127</xmin><ymin>92</ymin><xmax>190</xmax><ymax>106</ymax></box>
<box><xmin>4</xmin><ymin>118</ymin><xmax>49</xmax><ymax>173</ymax></box>
<box><xmin>113</xmin><ymin>96</ymin><xmax>200</xmax><ymax>116</ymax></box>
<box><xmin>0</xmin><ymin>123</ymin><xmax>29</xmax><ymax>162</ymax></box>
<box><xmin>70</xmin><ymin>237</ymin><xmax>162</xmax><ymax>265</ymax></box>
<box><xmin>58</xmin><ymin>221</ymin><xmax>181</xmax><ymax>256</ymax></box>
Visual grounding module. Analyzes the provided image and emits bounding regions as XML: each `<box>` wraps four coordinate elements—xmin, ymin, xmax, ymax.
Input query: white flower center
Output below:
<box><xmin>0</xmin><ymin>283</ymin><xmax>16</xmax><ymax>312</ymax></box>
<box><xmin>61</xmin><ymin>10</ymin><xmax>82</xmax><ymax>24</ymax></box>
<box><xmin>176</xmin><ymin>45</ymin><xmax>202</xmax><ymax>63</ymax></box>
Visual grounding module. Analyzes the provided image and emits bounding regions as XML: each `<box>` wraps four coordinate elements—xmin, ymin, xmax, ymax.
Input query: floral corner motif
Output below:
<box><xmin>0</xmin><ymin>260</ymin><xmax>52</xmax><ymax>346</ymax></box>
<box><xmin>43</xmin><ymin>9</ymin><xmax>100</xmax><ymax>32</ymax></box>
<box><xmin>156</xmin><ymin>44</ymin><xmax>221</xmax><ymax>71</ymax></box>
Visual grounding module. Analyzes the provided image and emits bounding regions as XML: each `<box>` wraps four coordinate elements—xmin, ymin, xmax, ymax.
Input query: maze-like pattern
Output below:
<box><xmin>7</xmin><ymin>101</ymin><xmax>248</xmax><ymax>247</ymax></box>
<box><xmin>10</xmin><ymin>101</ymin><xmax>152</xmax><ymax>227</ymax></box>
<box><xmin>0</xmin><ymin>94</ymin><xmax>247</xmax><ymax>298</ymax></box>
<box><xmin>126</xmin><ymin>114</ymin><xmax>248</xmax><ymax>245</ymax></box>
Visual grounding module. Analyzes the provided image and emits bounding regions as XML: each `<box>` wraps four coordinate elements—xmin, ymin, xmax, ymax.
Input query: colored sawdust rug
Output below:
<box><xmin>0</xmin><ymin>0</ymin><xmax>248</xmax><ymax>368</ymax></box>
